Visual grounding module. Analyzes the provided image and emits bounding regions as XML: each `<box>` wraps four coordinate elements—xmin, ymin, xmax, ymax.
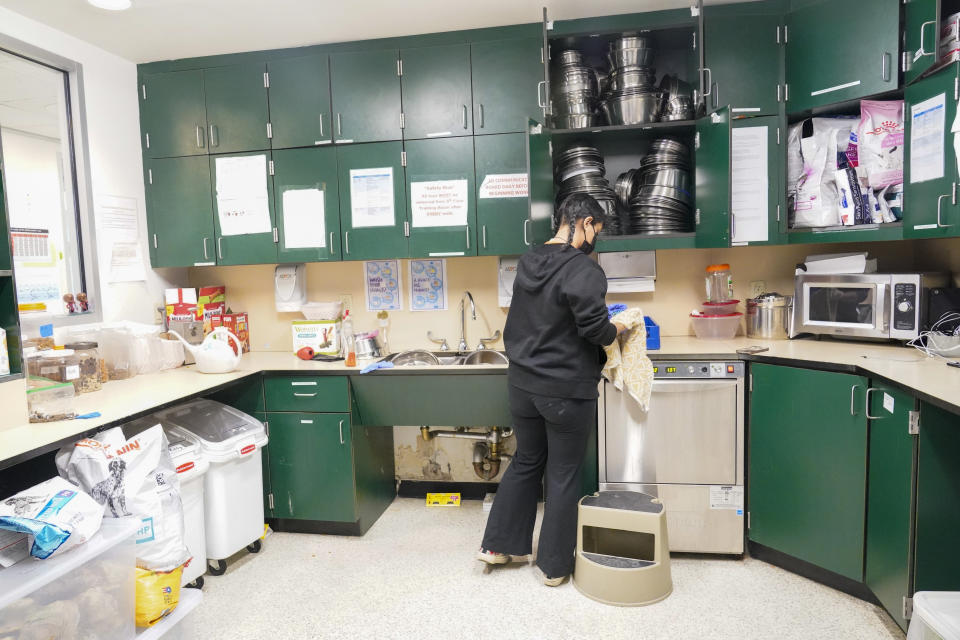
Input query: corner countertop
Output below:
<box><xmin>2</xmin><ymin>338</ymin><xmax>958</xmax><ymax>469</ymax></box>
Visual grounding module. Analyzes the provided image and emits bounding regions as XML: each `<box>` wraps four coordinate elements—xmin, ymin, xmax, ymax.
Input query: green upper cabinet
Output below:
<box><xmin>336</xmin><ymin>142</ymin><xmax>408</xmax><ymax>260</ymax></box>
<box><xmin>904</xmin><ymin>64</ymin><xmax>960</xmax><ymax>238</ymax></box>
<box><xmin>785</xmin><ymin>0</ymin><xmax>899</xmax><ymax>112</ymax></box>
<box><xmin>267</xmin><ymin>54</ymin><xmax>332</xmax><ymax>149</ymax></box>
<box><xmin>471</xmin><ymin>38</ymin><xmax>545</xmax><ymax>135</ymax></box>
<box><xmin>203</xmin><ymin>62</ymin><xmax>271</xmax><ymax>154</ymax></box>
<box><xmin>475</xmin><ymin>133</ymin><xmax>530</xmax><ymax>256</ymax></box>
<box><xmin>749</xmin><ymin>364</ymin><xmax>868</xmax><ymax>581</ymax></box>
<box><xmin>525</xmin><ymin>119</ymin><xmax>554</xmax><ymax>245</ymax></box>
<box><xmin>695</xmin><ymin>108</ymin><xmax>732</xmax><ymax>248</ymax></box>
<box><xmin>146</xmin><ymin>156</ymin><xmax>215</xmax><ymax>267</ymax></box>
<box><xmin>731</xmin><ymin>115</ymin><xmax>785</xmax><ymax>246</ymax></box>
<box><xmin>400</xmin><ymin>44</ymin><xmax>473</xmax><ymax>140</ymax></box>
<box><xmin>272</xmin><ymin>147</ymin><xmax>341</xmax><ymax>262</ymax></box>
<box><xmin>904</xmin><ymin>0</ymin><xmax>944</xmax><ymax>86</ymax></box>
<box><xmin>865</xmin><ymin>383</ymin><xmax>917</xmax><ymax>632</ymax></box>
<box><xmin>405</xmin><ymin>136</ymin><xmax>477</xmax><ymax>258</ymax></box>
<box><xmin>331</xmin><ymin>49</ymin><xmax>403</xmax><ymax>144</ymax></box>
<box><xmin>209</xmin><ymin>151</ymin><xmax>277</xmax><ymax>265</ymax></box>
<box><xmin>140</xmin><ymin>70</ymin><xmax>207</xmax><ymax>159</ymax></box>
<box><xmin>704</xmin><ymin>9</ymin><xmax>782</xmax><ymax>115</ymax></box>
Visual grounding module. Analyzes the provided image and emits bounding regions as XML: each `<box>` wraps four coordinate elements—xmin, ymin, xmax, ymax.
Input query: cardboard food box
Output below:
<box><xmin>292</xmin><ymin>320</ymin><xmax>340</xmax><ymax>357</ymax></box>
<box><xmin>164</xmin><ymin>288</ymin><xmax>197</xmax><ymax>322</ymax></box>
<box><xmin>196</xmin><ymin>286</ymin><xmax>226</xmax><ymax>333</ymax></box>
<box><xmin>211</xmin><ymin>312</ymin><xmax>250</xmax><ymax>353</ymax></box>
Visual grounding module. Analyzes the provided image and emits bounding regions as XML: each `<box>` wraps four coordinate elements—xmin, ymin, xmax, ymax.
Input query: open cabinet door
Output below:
<box><xmin>904</xmin><ymin>0</ymin><xmax>942</xmax><ymax>86</ymax></box>
<box><xmin>695</xmin><ymin>107</ymin><xmax>732</xmax><ymax>248</ymax></box>
<box><xmin>730</xmin><ymin>115</ymin><xmax>785</xmax><ymax>246</ymax></box>
<box><xmin>525</xmin><ymin>118</ymin><xmax>554</xmax><ymax>245</ymax></box>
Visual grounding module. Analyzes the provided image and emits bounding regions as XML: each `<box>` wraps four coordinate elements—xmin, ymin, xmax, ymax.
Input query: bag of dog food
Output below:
<box><xmin>788</xmin><ymin>118</ymin><xmax>858</xmax><ymax>228</ymax></box>
<box><xmin>858</xmin><ymin>100</ymin><xmax>904</xmax><ymax>189</ymax></box>
<box><xmin>135</xmin><ymin>565</ymin><xmax>183</xmax><ymax>627</ymax></box>
<box><xmin>0</xmin><ymin>476</ymin><xmax>103</xmax><ymax>560</ymax></box>
<box><xmin>56</xmin><ymin>425</ymin><xmax>190</xmax><ymax>571</ymax></box>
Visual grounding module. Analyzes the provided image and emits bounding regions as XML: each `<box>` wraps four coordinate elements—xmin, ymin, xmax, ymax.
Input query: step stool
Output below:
<box><xmin>573</xmin><ymin>490</ymin><xmax>673</xmax><ymax>606</ymax></box>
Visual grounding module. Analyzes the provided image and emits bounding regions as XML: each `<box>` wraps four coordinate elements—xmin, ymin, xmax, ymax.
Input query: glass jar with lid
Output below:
<box><xmin>705</xmin><ymin>263</ymin><xmax>734</xmax><ymax>303</ymax></box>
<box><xmin>64</xmin><ymin>341</ymin><xmax>103</xmax><ymax>393</ymax></box>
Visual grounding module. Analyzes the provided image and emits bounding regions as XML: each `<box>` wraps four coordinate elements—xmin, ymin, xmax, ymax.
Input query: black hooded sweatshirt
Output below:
<box><xmin>504</xmin><ymin>243</ymin><xmax>617</xmax><ymax>400</ymax></box>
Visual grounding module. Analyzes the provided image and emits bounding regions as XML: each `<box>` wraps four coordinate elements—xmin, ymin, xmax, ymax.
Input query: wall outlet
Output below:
<box><xmin>749</xmin><ymin>281</ymin><xmax>766</xmax><ymax>299</ymax></box>
<box><xmin>338</xmin><ymin>294</ymin><xmax>353</xmax><ymax>312</ymax></box>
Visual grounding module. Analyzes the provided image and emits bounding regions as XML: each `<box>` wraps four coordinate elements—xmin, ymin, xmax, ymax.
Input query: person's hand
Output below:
<box><xmin>614</xmin><ymin>322</ymin><xmax>628</xmax><ymax>335</ymax></box>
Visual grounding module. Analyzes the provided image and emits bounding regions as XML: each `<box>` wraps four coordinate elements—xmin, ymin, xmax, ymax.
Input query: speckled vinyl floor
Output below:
<box><xmin>181</xmin><ymin>498</ymin><xmax>904</xmax><ymax>640</ymax></box>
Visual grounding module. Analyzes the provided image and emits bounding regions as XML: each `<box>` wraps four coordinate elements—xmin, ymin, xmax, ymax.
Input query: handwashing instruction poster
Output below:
<box><xmin>409</xmin><ymin>259</ymin><xmax>447</xmax><ymax>312</ymax></box>
<box><xmin>364</xmin><ymin>260</ymin><xmax>402</xmax><ymax>311</ymax></box>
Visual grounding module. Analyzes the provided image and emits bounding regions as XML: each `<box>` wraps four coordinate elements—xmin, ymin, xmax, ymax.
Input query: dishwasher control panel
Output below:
<box><xmin>651</xmin><ymin>361</ymin><xmax>744</xmax><ymax>379</ymax></box>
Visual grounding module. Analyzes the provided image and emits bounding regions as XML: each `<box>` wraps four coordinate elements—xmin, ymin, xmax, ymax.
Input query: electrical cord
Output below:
<box><xmin>907</xmin><ymin>312</ymin><xmax>960</xmax><ymax>359</ymax></box>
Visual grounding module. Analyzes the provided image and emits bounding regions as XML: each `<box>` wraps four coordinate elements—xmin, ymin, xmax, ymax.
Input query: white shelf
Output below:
<box><xmin>136</xmin><ymin>588</ymin><xmax>203</xmax><ymax>639</ymax></box>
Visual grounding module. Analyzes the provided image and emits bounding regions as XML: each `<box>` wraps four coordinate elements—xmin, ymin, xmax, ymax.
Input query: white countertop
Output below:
<box><xmin>2</xmin><ymin>339</ymin><xmax>958</xmax><ymax>466</ymax></box>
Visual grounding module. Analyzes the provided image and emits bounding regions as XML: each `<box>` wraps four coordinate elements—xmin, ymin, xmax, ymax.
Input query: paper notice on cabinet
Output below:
<box><xmin>409</xmin><ymin>259</ymin><xmax>447</xmax><ymax>311</ymax></box>
<box><xmin>479</xmin><ymin>173</ymin><xmax>529</xmax><ymax>199</ymax></box>
<box><xmin>281</xmin><ymin>189</ymin><xmax>326</xmax><ymax>249</ymax></box>
<box><xmin>215</xmin><ymin>155</ymin><xmax>272</xmax><ymax>236</ymax></box>
<box><xmin>910</xmin><ymin>93</ymin><xmax>946</xmax><ymax>184</ymax></box>
<box><xmin>410</xmin><ymin>179</ymin><xmax>468</xmax><ymax>228</ymax></box>
<box><xmin>365</xmin><ymin>260</ymin><xmax>402</xmax><ymax>311</ymax></box>
<box><xmin>498</xmin><ymin>257</ymin><xmax>519</xmax><ymax>307</ymax></box>
<box><xmin>350</xmin><ymin>167</ymin><xmax>395</xmax><ymax>228</ymax></box>
<box><xmin>97</xmin><ymin>195</ymin><xmax>146</xmax><ymax>282</ymax></box>
<box><xmin>730</xmin><ymin>126</ymin><xmax>769</xmax><ymax>244</ymax></box>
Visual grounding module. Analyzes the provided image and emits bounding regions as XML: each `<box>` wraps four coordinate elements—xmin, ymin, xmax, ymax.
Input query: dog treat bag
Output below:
<box><xmin>858</xmin><ymin>100</ymin><xmax>904</xmax><ymax>189</ymax></box>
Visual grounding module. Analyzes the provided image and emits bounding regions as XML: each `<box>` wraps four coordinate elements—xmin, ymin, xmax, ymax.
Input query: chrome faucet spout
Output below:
<box><xmin>458</xmin><ymin>291</ymin><xmax>476</xmax><ymax>353</ymax></box>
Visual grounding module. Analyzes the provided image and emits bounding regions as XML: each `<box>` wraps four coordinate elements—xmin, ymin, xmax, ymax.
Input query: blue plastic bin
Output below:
<box><xmin>645</xmin><ymin>316</ymin><xmax>660</xmax><ymax>350</ymax></box>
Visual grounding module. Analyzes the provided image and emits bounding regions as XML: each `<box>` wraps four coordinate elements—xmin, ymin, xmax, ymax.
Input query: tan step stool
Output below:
<box><xmin>573</xmin><ymin>490</ymin><xmax>673</xmax><ymax>606</ymax></box>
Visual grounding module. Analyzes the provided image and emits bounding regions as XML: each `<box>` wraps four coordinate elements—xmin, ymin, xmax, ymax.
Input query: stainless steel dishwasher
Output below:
<box><xmin>598</xmin><ymin>361</ymin><xmax>745</xmax><ymax>554</ymax></box>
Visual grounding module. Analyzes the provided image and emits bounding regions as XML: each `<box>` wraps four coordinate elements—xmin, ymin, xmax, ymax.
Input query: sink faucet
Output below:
<box><xmin>458</xmin><ymin>291</ymin><xmax>476</xmax><ymax>354</ymax></box>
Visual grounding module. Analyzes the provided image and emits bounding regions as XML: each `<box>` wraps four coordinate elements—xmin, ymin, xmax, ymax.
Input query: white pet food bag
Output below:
<box><xmin>858</xmin><ymin>100</ymin><xmax>904</xmax><ymax>189</ymax></box>
<box><xmin>0</xmin><ymin>476</ymin><xmax>103</xmax><ymax>560</ymax></box>
<box><xmin>789</xmin><ymin>118</ymin><xmax>857</xmax><ymax>228</ymax></box>
<box><xmin>57</xmin><ymin>426</ymin><xmax>191</xmax><ymax>571</ymax></box>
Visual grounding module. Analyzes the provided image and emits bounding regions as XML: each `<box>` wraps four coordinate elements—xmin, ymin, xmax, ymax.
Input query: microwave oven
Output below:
<box><xmin>791</xmin><ymin>273</ymin><xmax>949</xmax><ymax>341</ymax></box>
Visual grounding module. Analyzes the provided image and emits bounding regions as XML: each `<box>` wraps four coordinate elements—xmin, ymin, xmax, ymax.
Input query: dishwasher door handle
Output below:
<box><xmin>648</xmin><ymin>379</ymin><xmax>740</xmax><ymax>394</ymax></box>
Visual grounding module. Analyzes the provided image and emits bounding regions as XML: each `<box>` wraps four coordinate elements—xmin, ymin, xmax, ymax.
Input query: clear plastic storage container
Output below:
<box><xmin>0</xmin><ymin>518</ymin><xmax>138</xmax><ymax>640</ymax></box>
<box><xmin>135</xmin><ymin>588</ymin><xmax>202</xmax><ymax>640</ymax></box>
<box><xmin>690</xmin><ymin>312</ymin><xmax>743</xmax><ymax>340</ymax></box>
<box><xmin>26</xmin><ymin>376</ymin><xmax>76</xmax><ymax>423</ymax></box>
<box><xmin>99</xmin><ymin>328</ymin><xmax>137</xmax><ymax>381</ymax></box>
<box><xmin>701</xmin><ymin>300</ymin><xmax>740</xmax><ymax>315</ymax></box>
<box><xmin>705</xmin><ymin>263</ymin><xmax>734</xmax><ymax>302</ymax></box>
<box><xmin>64</xmin><ymin>341</ymin><xmax>103</xmax><ymax>393</ymax></box>
<box><xmin>908</xmin><ymin>592</ymin><xmax>960</xmax><ymax>640</ymax></box>
<box><xmin>30</xmin><ymin>349</ymin><xmax>81</xmax><ymax>384</ymax></box>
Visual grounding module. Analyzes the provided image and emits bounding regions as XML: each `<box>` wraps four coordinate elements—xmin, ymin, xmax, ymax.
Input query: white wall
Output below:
<box><xmin>0</xmin><ymin>7</ymin><xmax>186</xmax><ymax>326</ymax></box>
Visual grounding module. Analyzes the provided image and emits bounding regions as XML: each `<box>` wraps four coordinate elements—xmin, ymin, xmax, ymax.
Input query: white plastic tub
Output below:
<box><xmin>153</xmin><ymin>399</ymin><xmax>267</xmax><ymax>569</ymax></box>
<box><xmin>691</xmin><ymin>312</ymin><xmax>743</xmax><ymax>340</ymax></box>
<box><xmin>0</xmin><ymin>518</ymin><xmax>138</xmax><ymax>640</ymax></box>
<box><xmin>167</xmin><ymin>433</ymin><xmax>210</xmax><ymax>586</ymax></box>
<box><xmin>908</xmin><ymin>592</ymin><xmax>960</xmax><ymax>640</ymax></box>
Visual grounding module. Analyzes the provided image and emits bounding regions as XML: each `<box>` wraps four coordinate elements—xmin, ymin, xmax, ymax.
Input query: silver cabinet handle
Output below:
<box><xmin>202</xmin><ymin>237</ymin><xmax>209</xmax><ymax>259</ymax></box>
<box><xmin>196</xmin><ymin>125</ymin><xmax>204</xmax><ymax>148</ymax></box>
<box><xmin>339</xmin><ymin>420</ymin><xmax>345</xmax><ymax>445</ymax></box>
<box><xmin>850</xmin><ymin>385</ymin><xmax>861</xmax><ymax>416</ymax></box>
<box><xmin>479</xmin><ymin>103</ymin><xmax>485</xmax><ymax>129</ymax></box>
<box><xmin>465</xmin><ymin>227</ymin><xmax>470</xmax><ymax>249</ymax></box>
<box><xmin>209</xmin><ymin>125</ymin><xmax>219</xmax><ymax>147</ymax></box>
<box><xmin>293</xmin><ymin>392</ymin><xmax>318</xmax><ymax>397</ymax></box>
<box><xmin>217</xmin><ymin>237</ymin><xmax>223</xmax><ymax>260</ymax></box>
<box><xmin>344</xmin><ymin>230</ymin><xmax>350</xmax><ymax>254</ymax></box>
<box><xmin>881</xmin><ymin>52</ymin><xmax>891</xmax><ymax>82</ymax></box>
<box><xmin>482</xmin><ymin>224</ymin><xmax>487</xmax><ymax>248</ymax></box>
<box><xmin>462</xmin><ymin>104</ymin><xmax>468</xmax><ymax>129</ymax></box>
<box><xmin>919</xmin><ymin>20</ymin><xmax>937</xmax><ymax>56</ymax></box>
<box><xmin>865</xmin><ymin>388</ymin><xmax>885</xmax><ymax>420</ymax></box>
<box><xmin>523</xmin><ymin>218</ymin><xmax>531</xmax><ymax>246</ymax></box>
<box><xmin>329</xmin><ymin>232</ymin><xmax>335</xmax><ymax>253</ymax></box>
<box><xmin>319</xmin><ymin>112</ymin><xmax>324</xmax><ymax>137</ymax></box>
<box><xmin>937</xmin><ymin>185</ymin><xmax>956</xmax><ymax>227</ymax></box>
<box><xmin>153</xmin><ymin>233</ymin><xmax>157</xmax><ymax>249</ymax></box>
<box><xmin>700</xmin><ymin>67</ymin><xmax>713</xmax><ymax>97</ymax></box>
<box><xmin>537</xmin><ymin>81</ymin><xmax>546</xmax><ymax>108</ymax></box>
<box><xmin>337</xmin><ymin>113</ymin><xmax>342</xmax><ymax>136</ymax></box>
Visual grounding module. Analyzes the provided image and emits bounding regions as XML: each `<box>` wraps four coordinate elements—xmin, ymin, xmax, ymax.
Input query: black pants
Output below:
<box><xmin>481</xmin><ymin>384</ymin><xmax>596</xmax><ymax>578</ymax></box>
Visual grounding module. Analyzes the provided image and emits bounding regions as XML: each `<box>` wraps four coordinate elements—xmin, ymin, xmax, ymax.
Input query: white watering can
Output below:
<box><xmin>168</xmin><ymin>327</ymin><xmax>243</xmax><ymax>374</ymax></box>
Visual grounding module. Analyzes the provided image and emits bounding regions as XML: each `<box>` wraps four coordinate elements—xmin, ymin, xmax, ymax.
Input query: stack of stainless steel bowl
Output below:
<box><xmin>554</xmin><ymin>146</ymin><xmax>621</xmax><ymax>234</ymax></box>
<box><xmin>550</xmin><ymin>50</ymin><xmax>599</xmax><ymax>129</ymax></box>
<box><xmin>659</xmin><ymin>74</ymin><xmax>695</xmax><ymax>122</ymax></box>
<box><xmin>628</xmin><ymin>138</ymin><xmax>693</xmax><ymax>234</ymax></box>
<box><xmin>600</xmin><ymin>36</ymin><xmax>661</xmax><ymax>126</ymax></box>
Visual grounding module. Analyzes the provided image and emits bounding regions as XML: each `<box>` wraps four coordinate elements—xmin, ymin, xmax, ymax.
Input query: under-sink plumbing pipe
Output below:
<box><xmin>420</xmin><ymin>426</ymin><xmax>514</xmax><ymax>480</ymax></box>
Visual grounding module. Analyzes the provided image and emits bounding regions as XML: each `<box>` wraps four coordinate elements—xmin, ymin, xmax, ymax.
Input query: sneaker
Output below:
<box><xmin>477</xmin><ymin>548</ymin><xmax>510</xmax><ymax>565</ymax></box>
<box><xmin>542</xmin><ymin>573</ymin><xmax>567</xmax><ymax>587</ymax></box>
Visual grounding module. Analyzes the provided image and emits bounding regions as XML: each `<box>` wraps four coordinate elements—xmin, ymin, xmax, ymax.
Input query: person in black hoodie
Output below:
<box><xmin>477</xmin><ymin>192</ymin><xmax>625</xmax><ymax>586</ymax></box>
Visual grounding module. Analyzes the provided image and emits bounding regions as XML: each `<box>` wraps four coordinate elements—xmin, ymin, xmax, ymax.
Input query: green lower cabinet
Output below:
<box><xmin>749</xmin><ymin>364</ymin><xmax>868</xmax><ymax>581</ymax></box>
<box><xmin>475</xmin><ymin>133</ymin><xmax>530</xmax><ymax>256</ymax></box>
<box><xmin>337</xmin><ymin>142</ymin><xmax>409</xmax><ymax>260</ymax></box>
<box><xmin>146</xmin><ymin>156</ymin><xmax>215</xmax><ymax>267</ymax></box>
<box><xmin>256</xmin><ymin>411</ymin><xmax>271</xmax><ymax>518</ymax></box>
<box><xmin>210</xmin><ymin>151</ymin><xmax>278</xmax><ymax>265</ymax></box>
<box><xmin>272</xmin><ymin>147</ymin><xmax>341</xmax><ymax>262</ymax></box>
<box><xmin>405</xmin><ymin>136</ymin><xmax>477</xmax><ymax>258</ymax></box>
<box><xmin>865</xmin><ymin>384</ymin><xmax>917</xmax><ymax>632</ymax></box>
<box><xmin>914</xmin><ymin>401</ymin><xmax>960</xmax><ymax>592</ymax></box>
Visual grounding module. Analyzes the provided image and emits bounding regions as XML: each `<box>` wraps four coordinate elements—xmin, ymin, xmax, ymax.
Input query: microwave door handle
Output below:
<box><xmin>877</xmin><ymin>283</ymin><xmax>890</xmax><ymax>333</ymax></box>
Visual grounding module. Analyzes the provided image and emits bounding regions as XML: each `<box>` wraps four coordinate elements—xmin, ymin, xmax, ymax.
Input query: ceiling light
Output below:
<box><xmin>87</xmin><ymin>0</ymin><xmax>132</xmax><ymax>10</ymax></box>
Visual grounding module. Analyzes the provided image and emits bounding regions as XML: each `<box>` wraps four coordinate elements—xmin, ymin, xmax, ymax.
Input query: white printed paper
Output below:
<box><xmin>883</xmin><ymin>392</ymin><xmax>895</xmax><ymax>414</ymax></box>
<box><xmin>365</xmin><ymin>260</ymin><xmax>402</xmax><ymax>311</ymax></box>
<box><xmin>731</xmin><ymin>126</ymin><xmax>769</xmax><ymax>244</ymax></box>
<box><xmin>910</xmin><ymin>93</ymin><xmax>946</xmax><ymax>184</ymax></box>
<box><xmin>281</xmin><ymin>189</ymin><xmax>326</xmax><ymax>249</ymax></box>
<box><xmin>709</xmin><ymin>486</ymin><xmax>744</xmax><ymax>510</ymax></box>
<box><xmin>410</xmin><ymin>179</ymin><xmax>469</xmax><ymax>228</ymax></box>
<box><xmin>409</xmin><ymin>259</ymin><xmax>447</xmax><ymax>311</ymax></box>
<box><xmin>215</xmin><ymin>155</ymin><xmax>272</xmax><ymax>236</ymax></box>
<box><xmin>350</xmin><ymin>167</ymin><xmax>395</xmax><ymax>228</ymax></box>
<box><xmin>498</xmin><ymin>257</ymin><xmax>519</xmax><ymax>307</ymax></box>
<box><xmin>479</xmin><ymin>173</ymin><xmax>529</xmax><ymax>199</ymax></box>
<box><xmin>97</xmin><ymin>195</ymin><xmax>146</xmax><ymax>283</ymax></box>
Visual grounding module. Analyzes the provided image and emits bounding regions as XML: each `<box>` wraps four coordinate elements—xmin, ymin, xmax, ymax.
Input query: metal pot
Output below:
<box><xmin>601</xmin><ymin>90</ymin><xmax>662</xmax><ymax>125</ymax></box>
<box><xmin>608</xmin><ymin>47</ymin><xmax>655</xmax><ymax>69</ymax></box>
<box><xmin>606</xmin><ymin>67</ymin><xmax>657</xmax><ymax>92</ymax></box>
<box><xmin>746</xmin><ymin>293</ymin><xmax>791</xmax><ymax>339</ymax></box>
<box><xmin>355</xmin><ymin>334</ymin><xmax>382</xmax><ymax>359</ymax></box>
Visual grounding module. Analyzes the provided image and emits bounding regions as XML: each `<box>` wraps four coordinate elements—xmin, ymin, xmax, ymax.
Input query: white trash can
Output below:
<box><xmin>153</xmin><ymin>399</ymin><xmax>268</xmax><ymax>576</ymax></box>
<box><xmin>166</xmin><ymin>431</ymin><xmax>210</xmax><ymax>588</ymax></box>
<box><xmin>908</xmin><ymin>592</ymin><xmax>960</xmax><ymax>640</ymax></box>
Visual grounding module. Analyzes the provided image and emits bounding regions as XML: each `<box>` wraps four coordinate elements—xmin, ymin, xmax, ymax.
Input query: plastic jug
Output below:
<box><xmin>167</xmin><ymin>327</ymin><xmax>242</xmax><ymax>374</ymax></box>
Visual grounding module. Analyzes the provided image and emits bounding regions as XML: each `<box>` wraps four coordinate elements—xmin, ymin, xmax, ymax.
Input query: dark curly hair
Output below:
<box><xmin>553</xmin><ymin>193</ymin><xmax>610</xmax><ymax>246</ymax></box>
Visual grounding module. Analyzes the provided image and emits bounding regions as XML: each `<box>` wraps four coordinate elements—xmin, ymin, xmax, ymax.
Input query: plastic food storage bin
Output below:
<box><xmin>907</xmin><ymin>592</ymin><xmax>960</xmax><ymax>640</ymax></box>
<box><xmin>135</xmin><ymin>588</ymin><xmax>203</xmax><ymax>640</ymax></box>
<box><xmin>26</xmin><ymin>376</ymin><xmax>76</xmax><ymax>423</ymax></box>
<box><xmin>690</xmin><ymin>312</ymin><xmax>743</xmax><ymax>340</ymax></box>
<box><xmin>701</xmin><ymin>300</ymin><xmax>740</xmax><ymax>316</ymax></box>
<box><xmin>0</xmin><ymin>518</ymin><xmax>138</xmax><ymax>640</ymax></box>
<box><xmin>152</xmin><ymin>399</ymin><xmax>268</xmax><ymax>576</ymax></box>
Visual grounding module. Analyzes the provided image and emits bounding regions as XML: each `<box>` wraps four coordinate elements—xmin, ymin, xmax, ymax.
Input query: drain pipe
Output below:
<box><xmin>420</xmin><ymin>426</ymin><xmax>514</xmax><ymax>480</ymax></box>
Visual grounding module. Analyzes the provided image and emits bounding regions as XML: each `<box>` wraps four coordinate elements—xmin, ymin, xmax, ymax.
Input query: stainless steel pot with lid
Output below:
<box><xmin>746</xmin><ymin>293</ymin><xmax>791</xmax><ymax>339</ymax></box>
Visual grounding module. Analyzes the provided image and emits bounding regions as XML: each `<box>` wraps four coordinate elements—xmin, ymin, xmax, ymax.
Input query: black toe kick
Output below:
<box><xmin>748</xmin><ymin>541</ymin><xmax>880</xmax><ymax>605</ymax></box>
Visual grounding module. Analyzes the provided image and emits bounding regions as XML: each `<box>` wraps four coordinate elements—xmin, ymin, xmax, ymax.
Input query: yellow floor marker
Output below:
<box><xmin>426</xmin><ymin>493</ymin><xmax>461</xmax><ymax>507</ymax></box>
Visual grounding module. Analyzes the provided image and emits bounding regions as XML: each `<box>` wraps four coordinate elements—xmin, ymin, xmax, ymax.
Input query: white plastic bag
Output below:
<box><xmin>789</xmin><ymin>118</ymin><xmax>858</xmax><ymax>228</ymax></box>
<box><xmin>0</xmin><ymin>476</ymin><xmax>104</xmax><ymax>561</ymax></box>
<box><xmin>57</xmin><ymin>426</ymin><xmax>190</xmax><ymax>571</ymax></box>
<box><xmin>858</xmin><ymin>100</ymin><xmax>904</xmax><ymax>189</ymax></box>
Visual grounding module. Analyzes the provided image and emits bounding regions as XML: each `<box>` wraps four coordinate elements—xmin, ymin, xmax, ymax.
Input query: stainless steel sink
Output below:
<box><xmin>462</xmin><ymin>350</ymin><xmax>509</xmax><ymax>366</ymax></box>
<box><xmin>380</xmin><ymin>350</ymin><xmax>508</xmax><ymax>367</ymax></box>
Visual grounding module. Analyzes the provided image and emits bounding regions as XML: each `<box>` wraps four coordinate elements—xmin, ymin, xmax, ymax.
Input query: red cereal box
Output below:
<box><xmin>196</xmin><ymin>286</ymin><xmax>226</xmax><ymax>333</ymax></box>
<box><xmin>211</xmin><ymin>312</ymin><xmax>249</xmax><ymax>353</ymax></box>
<box><xmin>164</xmin><ymin>288</ymin><xmax>197</xmax><ymax>323</ymax></box>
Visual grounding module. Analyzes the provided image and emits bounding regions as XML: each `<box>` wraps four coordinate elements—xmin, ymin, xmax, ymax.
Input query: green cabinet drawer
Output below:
<box><xmin>264</xmin><ymin>375</ymin><xmax>349</xmax><ymax>412</ymax></box>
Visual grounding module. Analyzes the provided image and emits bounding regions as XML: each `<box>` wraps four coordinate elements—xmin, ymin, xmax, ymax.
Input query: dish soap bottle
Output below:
<box><xmin>342</xmin><ymin>310</ymin><xmax>357</xmax><ymax>367</ymax></box>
